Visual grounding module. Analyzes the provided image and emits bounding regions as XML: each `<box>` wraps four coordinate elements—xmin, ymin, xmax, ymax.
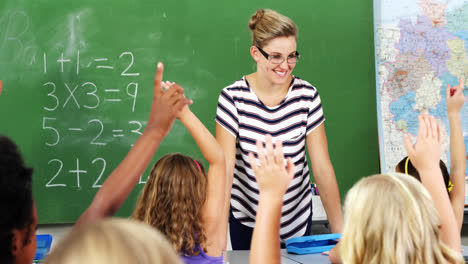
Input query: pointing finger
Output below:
<box><xmin>153</xmin><ymin>62</ymin><xmax>164</xmax><ymax>96</ymax></box>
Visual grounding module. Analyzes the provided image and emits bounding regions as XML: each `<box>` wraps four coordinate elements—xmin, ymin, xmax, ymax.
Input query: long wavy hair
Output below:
<box><xmin>132</xmin><ymin>153</ymin><xmax>207</xmax><ymax>256</ymax></box>
<box><xmin>340</xmin><ymin>173</ymin><xmax>463</xmax><ymax>264</ymax></box>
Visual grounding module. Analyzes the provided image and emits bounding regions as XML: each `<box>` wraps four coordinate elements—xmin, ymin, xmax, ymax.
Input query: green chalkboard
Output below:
<box><xmin>0</xmin><ymin>0</ymin><xmax>379</xmax><ymax>223</ymax></box>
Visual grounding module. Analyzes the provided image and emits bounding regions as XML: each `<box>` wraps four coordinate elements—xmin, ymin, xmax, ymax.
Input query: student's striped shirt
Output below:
<box><xmin>216</xmin><ymin>76</ymin><xmax>325</xmax><ymax>241</ymax></box>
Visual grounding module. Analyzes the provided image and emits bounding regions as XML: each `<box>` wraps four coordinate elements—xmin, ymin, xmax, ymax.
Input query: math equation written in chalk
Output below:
<box><xmin>41</xmin><ymin>50</ymin><xmax>148</xmax><ymax>189</ymax></box>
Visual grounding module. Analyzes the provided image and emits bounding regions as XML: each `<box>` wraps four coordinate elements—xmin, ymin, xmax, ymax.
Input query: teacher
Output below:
<box><xmin>216</xmin><ymin>8</ymin><xmax>343</xmax><ymax>250</ymax></box>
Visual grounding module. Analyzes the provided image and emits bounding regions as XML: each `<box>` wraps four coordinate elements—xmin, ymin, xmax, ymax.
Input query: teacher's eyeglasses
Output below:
<box><xmin>256</xmin><ymin>46</ymin><xmax>300</xmax><ymax>64</ymax></box>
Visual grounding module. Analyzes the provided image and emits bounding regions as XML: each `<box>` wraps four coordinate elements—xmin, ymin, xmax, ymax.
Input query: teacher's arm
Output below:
<box><xmin>306</xmin><ymin>123</ymin><xmax>343</xmax><ymax>233</ymax></box>
<box><xmin>216</xmin><ymin>123</ymin><xmax>236</xmax><ymax>250</ymax></box>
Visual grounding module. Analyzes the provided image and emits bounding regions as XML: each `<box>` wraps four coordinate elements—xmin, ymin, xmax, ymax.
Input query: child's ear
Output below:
<box><xmin>10</xmin><ymin>229</ymin><xmax>24</xmax><ymax>257</ymax></box>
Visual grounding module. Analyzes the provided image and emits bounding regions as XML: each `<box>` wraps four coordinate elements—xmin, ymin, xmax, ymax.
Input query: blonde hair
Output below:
<box><xmin>340</xmin><ymin>173</ymin><xmax>463</xmax><ymax>264</ymax></box>
<box><xmin>43</xmin><ymin>218</ymin><xmax>181</xmax><ymax>264</ymax></box>
<box><xmin>132</xmin><ymin>153</ymin><xmax>207</xmax><ymax>256</ymax></box>
<box><xmin>248</xmin><ymin>8</ymin><xmax>298</xmax><ymax>48</ymax></box>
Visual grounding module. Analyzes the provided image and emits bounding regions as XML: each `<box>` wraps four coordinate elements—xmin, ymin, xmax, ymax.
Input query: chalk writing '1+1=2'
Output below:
<box><xmin>44</xmin><ymin>51</ymin><xmax>140</xmax><ymax>76</ymax></box>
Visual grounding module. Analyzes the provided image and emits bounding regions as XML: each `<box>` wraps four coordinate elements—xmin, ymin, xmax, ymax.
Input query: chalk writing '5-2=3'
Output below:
<box><xmin>44</xmin><ymin>51</ymin><xmax>140</xmax><ymax>76</ymax></box>
<box><xmin>42</xmin><ymin>118</ymin><xmax>144</xmax><ymax>147</ymax></box>
<box><xmin>43</xmin><ymin>81</ymin><xmax>138</xmax><ymax>112</ymax></box>
<box><xmin>45</xmin><ymin>157</ymin><xmax>147</xmax><ymax>189</ymax></box>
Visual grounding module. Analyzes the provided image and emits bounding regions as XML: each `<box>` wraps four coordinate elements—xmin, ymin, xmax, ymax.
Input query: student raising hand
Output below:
<box><xmin>249</xmin><ymin>135</ymin><xmax>295</xmax><ymax>196</ymax></box>
<box><xmin>446</xmin><ymin>77</ymin><xmax>466</xmax><ymax>232</ymax></box>
<box><xmin>447</xmin><ymin>77</ymin><xmax>465</xmax><ymax>112</ymax></box>
<box><xmin>161</xmin><ymin>80</ymin><xmax>192</xmax><ymax>120</ymax></box>
<box><xmin>77</xmin><ymin>62</ymin><xmax>192</xmax><ymax>225</ymax></box>
<box><xmin>146</xmin><ymin>65</ymin><xmax>192</xmax><ymax>136</ymax></box>
<box><xmin>403</xmin><ymin>113</ymin><xmax>461</xmax><ymax>252</ymax></box>
<box><xmin>249</xmin><ymin>135</ymin><xmax>295</xmax><ymax>264</ymax></box>
<box><xmin>404</xmin><ymin>113</ymin><xmax>442</xmax><ymax>170</ymax></box>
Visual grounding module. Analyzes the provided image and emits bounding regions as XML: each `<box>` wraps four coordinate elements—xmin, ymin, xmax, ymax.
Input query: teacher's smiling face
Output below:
<box><xmin>251</xmin><ymin>35</ymin><xmax>298</xmax><ymax>86</ymax></box>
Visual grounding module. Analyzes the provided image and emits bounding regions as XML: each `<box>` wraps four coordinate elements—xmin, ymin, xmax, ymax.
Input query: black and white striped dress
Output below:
<box><xmin>216</xmin><ymin>76</ymin><xmax>325</xmax><ymax>241</ymax></box>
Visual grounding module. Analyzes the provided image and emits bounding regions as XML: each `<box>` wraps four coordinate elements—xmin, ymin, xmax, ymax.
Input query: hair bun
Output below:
<box><xmin>248</xmin><ymin>9</ymin><xmax>265</xmax><ymax>31</ymax></box>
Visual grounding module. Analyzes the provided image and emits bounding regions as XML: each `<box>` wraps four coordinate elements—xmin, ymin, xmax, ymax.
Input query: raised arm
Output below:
<box><xmin>306</xmin><ymin>124</ymin><xmax>343</xmax><ymax>233</ymax></box>
<box><xmin>446</xmin><ymin>77</ymin><xmax>466</xmax><ymax>232</ymax></box>
<box><xmin>404</xmin><ymin>113</ymin><xmax>461</xmax><ymax>252</ymax></box>
<box><xmin>216</xmin><ymin>123</ymin><xmax>237</xmax><ymax>250</ymax></box>
<box><xmin>249</xmin><ymin>135</ymin><xmax>295</xmax><ymax>264</ymax></box>
<box><xmin>76</xmin><ymin>63</ymin><xmax>191</xmax><ymax>226</ymax></box>
<box><xmin>165</xmin><ymin>82</ymin><xmax>226</xmax><ymax>256</ymax></box>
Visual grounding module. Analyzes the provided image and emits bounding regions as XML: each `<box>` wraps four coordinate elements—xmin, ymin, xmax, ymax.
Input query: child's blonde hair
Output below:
<box><xmin>132</xmin><ymin>153</ymin><xmax>207</xmax><ymax>256</ymax></box>
<box><xmin>248</xmin><ymin>9</ymin><xmax>298</xmax><ymax>48</ymax></box>
<box><xmin>340</xmin><ymin>173</ymin><xmax>463</xmax><ymax>264</ymax></box>
<box><xmin>44</xmin><ymin>218</ymin><xmax>181</xmax><ymax>264</ymax></box>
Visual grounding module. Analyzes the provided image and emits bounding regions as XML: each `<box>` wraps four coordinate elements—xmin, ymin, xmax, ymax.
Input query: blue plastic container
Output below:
<box><xmin>34</xmin><ymin>234</ymin><xmax>52</xmax><ymax>262</ymax></box>
<box><xmin>286</xmin><ymin>233</ymin><xmax>341</xmax><ymax>254</ymax></box>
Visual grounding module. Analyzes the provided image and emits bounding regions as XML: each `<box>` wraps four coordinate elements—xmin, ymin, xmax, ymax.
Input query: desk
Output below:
<box><xmin>225</xmin><ymin>250</ymin><xmax>299</xmax><ymax>263</ymax></box>
<box><xmin>226</xmin><ymin>246</ymin><xmax>468</xmax><ymax>264</ymax></box>
<box><xmin>280</xmin><ymin>246</ymin><xmax>468</xmax><ymax>264</ymax></box>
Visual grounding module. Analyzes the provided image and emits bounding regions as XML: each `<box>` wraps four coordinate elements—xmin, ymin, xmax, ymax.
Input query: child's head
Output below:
<box><xmin>44</xmin><ymin>218</ymin><xmax>181</xmax><ymax>264</ymax></box>
<box><xmin>396</xmin><ymin>156</ymin><xmax>451</xmax><ymax>193</ymax></box>
<box><xmin>340</xmin><ymin>173</ymin><xmax>461</xmax><ymax>264</ymax></box>
<box><xmin>0</xmin><ymin>135</ymin><xmax>37</xmax><ymax>264</ymax></box>
<box><xmin>133</xmin><ymin>153</ymin><xmax>207</xmax><ymax>255</ymax></box>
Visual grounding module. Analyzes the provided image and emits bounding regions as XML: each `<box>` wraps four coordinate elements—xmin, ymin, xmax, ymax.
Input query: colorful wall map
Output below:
<box><xmin>375</xmin><ymin>0</ymin><xmax>468</xmax><ymax>178</ymax></box>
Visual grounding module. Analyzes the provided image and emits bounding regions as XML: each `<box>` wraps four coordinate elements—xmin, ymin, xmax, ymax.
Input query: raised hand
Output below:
<box><xmin>446</xmin><ymin>77</ymin><xmax>467</xmax><ymax>233</ymax></box>
<box><xmin>146</xmin><ymin>63</ymin><xmax>192</xmax><ymax>137</ymax></box>
<box><xmin>161</xmin><ymin>80</ymin><xmax>175</xmax><ymax>90</ymax></box>
<box><xmin>162</xmin><ymin>80</ymin><xmax>191</xmax><ymax>120</ymax></box>
<box><xmin>249</xmin><ymin>135</ymin><xmax>295</xmax><ymax>264</ymax></box>
<box><xmin>249</xmin><ymin>135</ymin><xmax>295</xmax><ymax>196</ymax></box>
<box><xmin>404</xmin><ymin>113</ymin><xmax>442</xmax><ymax>174</ymax></box>
<box><xmin>76</xmin><ymin>62</ymin><xmax>192</xmax><ymax>225</ymax></box>
<box><xmin>447</xmin><ymin>77</ymin><xmax>465</xmax><ymax>114</ymax></box>
<box><xmin>403</xmin><ymin>114</ymin><xmax>462</xmax><ymax>252</ymax></box>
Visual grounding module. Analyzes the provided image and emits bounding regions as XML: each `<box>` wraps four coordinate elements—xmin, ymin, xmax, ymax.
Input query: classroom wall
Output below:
<box><xmin>0</xmin><ymin>0</ymin><xmax>379</xmax><ymax>224</ymax></box>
